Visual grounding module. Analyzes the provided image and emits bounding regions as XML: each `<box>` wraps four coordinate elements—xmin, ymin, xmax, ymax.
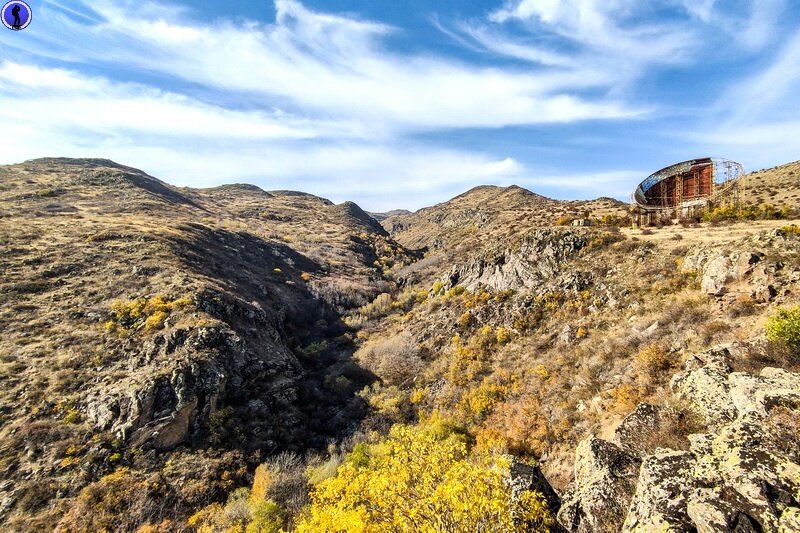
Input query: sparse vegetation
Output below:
<box><xmin>766</xmin><ymin>305</ymin><xmax>800</xmax><ymax>351</ymax></box>
<box><xmin>105</xmin><ymin>294</ymin><xmax>192</xmax><ymax>335</ymax></box>
<box><xmin>3</xmin><ymin>158</ymin><xmax>800</xmax><ymax>531</ymax></box>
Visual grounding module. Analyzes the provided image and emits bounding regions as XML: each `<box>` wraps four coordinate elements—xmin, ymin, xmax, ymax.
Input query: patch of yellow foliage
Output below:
<box><xmin>295</xmin><ymin>419</ymin><xmax>553</xmax><ymax>532</ymax></box>
<box><xmin>105</xmin><ymin>294</ymin><xmax>192</xmax><ymax>335</ymax></box>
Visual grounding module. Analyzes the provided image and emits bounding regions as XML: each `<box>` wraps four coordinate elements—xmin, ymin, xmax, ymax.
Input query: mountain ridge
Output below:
<box><xmin>2</xmin><ymin>157</ymin><xmax>800</xmax><ymax>532</ymax></box>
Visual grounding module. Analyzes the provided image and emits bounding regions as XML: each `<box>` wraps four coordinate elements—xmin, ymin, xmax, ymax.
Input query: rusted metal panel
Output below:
<box><xmin>633</xmin><ymin>157</ymin><xmax>742</xmax><ymax>209</ymax></box>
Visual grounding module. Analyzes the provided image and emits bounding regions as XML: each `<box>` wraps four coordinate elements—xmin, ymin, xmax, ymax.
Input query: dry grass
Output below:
<box><xmin>4</xmin><ymin>157</ymin><xmax>800</xmax><ymax>529</ymax></box>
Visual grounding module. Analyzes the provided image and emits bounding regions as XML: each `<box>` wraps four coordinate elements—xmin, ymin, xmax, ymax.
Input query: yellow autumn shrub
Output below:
<box><xmin>295</xmin><ymin>420</ymin><xmax>553</xmax><ymax>532</ymax></box>
<box><xmin>107</xmin><ymin>294</ymin><xmax>192</xmax><ymax>334</ymax></box>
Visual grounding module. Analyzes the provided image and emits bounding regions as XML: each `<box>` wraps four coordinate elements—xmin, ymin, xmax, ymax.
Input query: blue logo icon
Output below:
<box><xmin>2</xmin><ymin>1</ymin><xmax>31</xmax><ymax>31</ymax></box>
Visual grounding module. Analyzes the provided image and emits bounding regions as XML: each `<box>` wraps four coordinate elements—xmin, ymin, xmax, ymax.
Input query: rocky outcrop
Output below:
<box><xmin>88</xmin><ymin>359</ymin><xmax>227</xmax><ymax>451</ymax></box>
<box><xmin>556</xmin><ymin>437</ymin><xmax>641</xmax><ymax>532</ymax></box>
<box><xmin>622</xmin><ymin>450</ymin><xmax>697</xmax><ymax>532</ymax></box>
<box><xmin>510</xmin><ymin>459</ymin><xmax>562</xmax><ymax>519</ymax></box>
<box><xmin>85</xmin><ymin>291</ymin><xmax>304</xmax><ymax>452</ymax></box>
<box><xmin>444</xmin><ymin>228</ymin><xmax>588</xmax><ymax>291</ymax></box>
<box><xmin>557</xmin><ymin>345</ymin><xmax>800</xmax><ymax>532</ymax></box>
<box><xmin>670</xmin><ymin>345</ymin><xmax>739</xmax><ymax>428</ymax></box>
<box><xmin>682</xmin><ymin>244</ymin><xmax>779</xmax><ymax>300</ymax></box>
<box><xmin>612</xmin><ymin>403</ymin><xmax>668</xmax><ymax>457</ymax></box>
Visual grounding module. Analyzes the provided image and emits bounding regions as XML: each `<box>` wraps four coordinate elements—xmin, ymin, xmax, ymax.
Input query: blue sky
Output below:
<box><xmin>1</xmin><ymin>0</ymin><xmax>799</xmax><ymax>211</ymax></box>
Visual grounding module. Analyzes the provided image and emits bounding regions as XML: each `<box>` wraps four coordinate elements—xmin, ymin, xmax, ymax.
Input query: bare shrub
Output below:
<box><xmin>634</xmin><ymin>343</ymin><xmax>673</xmax><ymax>381</ymax></box>
<box><xmin>638</xmin><ymin>404</ymin><xmax>706</xmax><ymax>455</ymax></box>
<box><xmin>260</xmin><ymin>452</ymin><xmax>309</xmax><ymax>515</ymax></box>
<box><xmin>766</xmin><ymin>406</ymin><xmax>800</xmax><ymax>462</ymax></box>
<box><xmin>356</xmin><ymin>332</ymin><xmax>425</xmax><ymax>386</ymax></box>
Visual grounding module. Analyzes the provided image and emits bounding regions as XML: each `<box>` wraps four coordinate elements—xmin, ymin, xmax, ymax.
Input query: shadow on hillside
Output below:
<box><xmin>170</xmin><ymin>222</ymin><xmax>375</xmax><ymax>452</ymax></box>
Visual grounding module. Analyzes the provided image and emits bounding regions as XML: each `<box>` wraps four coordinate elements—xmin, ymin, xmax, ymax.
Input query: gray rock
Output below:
<box><xmin>509</xmin><ymin>459</ymin><xmax>562</xmax><ymax>525</ymax></box>
<box><xmin>560</xmin><ymin>346</ymin><xmax>800</xmax><ymax>533</ymax></box>
<box><xmin>445</xmin><ymin>228</ymin><xmax>588</xmax><ymax>291</ymax></box>
<box><xmin>686</xmin><ymin>487</ymin><xmax>744</xmax><ymax>532</ymax></box>
<box><xmin>557</xmin><ymin>437</ymin><xmax>640</xmax><ymax>533</ymax></box>
<box><xmin>621</xmin><ymin>450</ymin><xmax>696</xmax><ymax>532</ymax></box>
<box><xmin>702</xmin><ymin>256</ymin><xmax>733</xmax><ymax>295</ymax></box>
<box><xmin>613</xmin><ymin>403</ymin><xmax>666</xmax><ymax>457</ymax></box>
<box><xmin>683</xmin><ymin>249</ymin><xmax>766</xmax><ymax>296</ymax></box>
<box><xmin>727</xmin><ymin>367</ymin><xmax>800</xmax><ymax>418</ymax></box>
<box><xmin>671</xmin><ymin>359</ymin><xmax>737</xmax><ymax>428</ymax></box>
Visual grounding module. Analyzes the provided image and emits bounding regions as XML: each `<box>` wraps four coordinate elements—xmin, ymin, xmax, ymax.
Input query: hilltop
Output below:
<box><xmin>1</xmin><ymin>158</ymin><xmax>799</xmax><ymax>532</ymax></box>
<box><xmin>382</xmin><ymin>184</ymin><xmax>627</xmax><ymax>252</ymax></box>
<box><xmin>0</xmin><ymin>158</ymin><xmax>411</xmax><ymax>530</ymax></box>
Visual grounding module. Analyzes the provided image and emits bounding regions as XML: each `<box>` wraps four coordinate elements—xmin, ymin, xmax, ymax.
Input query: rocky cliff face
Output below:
<box><xmin>443</xmin><ymin>228</ymin><xmax>589</xmax><ymax>291</ymax></box>
<box><xmin>84</xmin><ymin>290</ymin><xmax>303</xmax><ymax>453</ymax></box>
<box><xmin>681</xmin><ymin>228</ymin><xmax>800</xmax><ymax>302</ymax></box>
<box><xmin>557</xmin><ymin>344</ymin><xmax>800</xmax><ymax>532</ymax></box>
<box><xmin>0</xmin><ymin>159</ymin><xmax>406</xmax><ymax>530</ymax></box>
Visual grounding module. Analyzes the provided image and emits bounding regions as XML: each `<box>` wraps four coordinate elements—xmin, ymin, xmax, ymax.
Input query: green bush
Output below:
<box><xmin>766</xmin><ymin>305</ymin><xmax>800</xmax><ymax>350</ymax></box>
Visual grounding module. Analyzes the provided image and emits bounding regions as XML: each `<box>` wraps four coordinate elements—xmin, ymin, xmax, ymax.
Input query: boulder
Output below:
<box><xmin>509</xmin><ymin>459</ymin><xmax>562</xmax><ymax>523</ymax></box>
<box><xmin>683</xmin><ymin>249</ymin><xmax>766</xmax><ymax>296</ymax></box>
<box><xmin>728</xmin><ymin>367</ymin><xmax>800</xmax><ymax>418</ymax></box>
<box><xmin>621</xmin><ymin>450</ymin><xmax>696</xmax><ymax>532</ymax></box>
<box><xmin>560</xmin><ymin>346</ymin><xmax>800</xmax><ymax>532</ymax></box>
<box><xmin>671</xmin><ymin>358</ymin><xmax>737</xmax><ymax>428</ymax></box>
<box><xmin>557</xmin><ymin>437</ymin><xmax>640</xmax><ymax>532</ymax></box>
<box><xmin>702</xmin><ymin>255</ymin><xmax>733</xmax><ymax>295</ymax></box>
<box><xmin>686</xmin><ymin>487</ymin><xmax>754</xmax><ymax>533</ymax></box>
<box><xmin>613</xmin><ymin>403</ymin><xmax>666</xmax><ymax>457</ymax></box>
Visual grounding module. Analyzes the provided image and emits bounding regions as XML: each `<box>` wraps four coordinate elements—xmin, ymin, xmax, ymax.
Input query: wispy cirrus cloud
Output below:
<box><xmin>0</xmin><ymin>0</ymin><xmax>796</xmax><ymax>210</ymax></box>
<box><xmin>0</xmin><ymin>0</ymin><xmax>652</xmax><ymax>210</ymax></box>
<box><xmin>694</xmin><ymin>27</ymin><xmax>800</xmax><ymax>168</ymax></box>
<box><xmin>457</xmin><ymin>0</ymin><xmax>788</xmax><ymax>85</ymax></box>
<box><xmin>0</xmin><ymin>62</ymin><xmax>359</xmax><ymax>141</ymax></box>
<box><xmin>14</xmin><ymin>0</ymin><xmax>640</xmax><ymax>131</ymax></box>
<box><xmin>485</xmin><ymin>0</ymin><xmax>694</xmax><ymax>68</ymax></box>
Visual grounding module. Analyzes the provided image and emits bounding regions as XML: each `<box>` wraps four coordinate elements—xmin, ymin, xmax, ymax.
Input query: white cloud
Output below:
<box><xmin>680</xmin><ymin>0</ymin><xmax>717</xmax><ymax>22</ymax></box>
<box><xmin>434</xmin><ymin>0</ymin><xmax>703</xmax><ymax>107</ymax></box>
<box><xmin>0</xmin><ymin>0</ymin><xmax>655</xmax><ymax>211</ymax></box>
<box><xmin>738</xmin><ymin>0</ymin><xmax>786</xmax><ymax>50</ymax></box>
<box><xmin>0</xmin><ymin>58</ymin><xmax>533</xmax><ymax>211</ymax></box>
<box><xmin>523</xmin><ymin>170</ymin><xmax>643</xmax><ymax>200</ymax></box>
<box><xmin>683</xmin><ymin>28</ymin><xmax>800</xmax><ymax>171</ymax></box>
<box><xmin>0</xmin><ymin>61</ymin><xmax>356</xmax><ymax>140</ymax></box>
<box><xmin>487</xmin><ymin>0</ymin><xmax>692</xmax><ymax>63</ymax></box>
<box><xmin>9</xmin><ymin>0</ymin><xmax>641</xmax><ymax>131</ymax></box>
<box><xmin>478</xmin><ymin>0</ymin><xmax>788</xmax><ymax>78</ymax></box>
<box><xmin>1</xmin><ymin>0</ymin><xmax>793</xmax><ymax>212</ymax></box>
<box><xmin>716</xmin><ymin>29</ymin><xmax>800</xmax><ymax>122</ymax></box>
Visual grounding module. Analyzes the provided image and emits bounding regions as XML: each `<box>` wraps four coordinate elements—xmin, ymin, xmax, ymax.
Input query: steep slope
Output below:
<box><xmin>336</xmin><ymin>215</ymin><xmax>800</xmax><ymax>532</ymax></box>
<box><xmin>3</xmin><ymin>157</ymin><xmax>800</xmax><ymax>532</ymax></box>
<box><xmin>381</xmin><ymin>185</ymin><xmax>629</xmax><ymax>290</ymax></box>
<box><xmin>0</xmin><ymin>158</ymin><xmax>411</xmax><ymax>531</ymax></box>
<box><xmin>383</xmin><ymin>185</ymin><xmax>562</xmax><ymax>251</ymax></box>
<box><xmin>741</xmin><ymin>160</ymin><xmax>800</xmax><ymax>208</ymax></box>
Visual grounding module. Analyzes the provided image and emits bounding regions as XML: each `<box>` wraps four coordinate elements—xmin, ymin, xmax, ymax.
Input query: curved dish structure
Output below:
<box><xmin>633</xmin><ymin>157</ymin><xmax>744</xmax><ymax>210</ymax></box>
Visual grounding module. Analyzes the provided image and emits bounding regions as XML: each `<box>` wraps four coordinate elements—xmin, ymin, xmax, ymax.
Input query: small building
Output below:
<box><xmin>571</xmin><ymin>218</ymin><xmax>592</xmax><ymax>227</ymax></box>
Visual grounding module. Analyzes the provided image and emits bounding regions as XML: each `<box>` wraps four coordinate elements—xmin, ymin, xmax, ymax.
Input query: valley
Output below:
<box><xmin>1</xmin><ymin>158</ymin><xmax>799</xmax><ymax>532</ymax></box>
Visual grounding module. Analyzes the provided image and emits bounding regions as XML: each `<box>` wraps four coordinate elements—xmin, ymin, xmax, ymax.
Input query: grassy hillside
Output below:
<box><xmin>0</xmin><ymin>158</ymin><xmax>411</xmax><ymax>531</ymax></box>
<box><xmin>1</xmin><ymin>158</ymin><xmax>799</xmax><ymax>532</ymax></box>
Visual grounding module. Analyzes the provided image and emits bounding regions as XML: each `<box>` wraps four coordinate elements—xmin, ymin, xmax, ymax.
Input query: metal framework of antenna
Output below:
<box><xmin>631</xmin><ymin>157</ymin><xmax>745</xmax><ymax>225</ymax></box>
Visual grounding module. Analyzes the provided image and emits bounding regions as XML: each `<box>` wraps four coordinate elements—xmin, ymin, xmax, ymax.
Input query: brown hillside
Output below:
<box><xmin>2</xmin><ymin>158</ymin><xmax>800</xmax><ymax>532</ymax></box>
<box><xmin>0</xmin><ymin>158</ymin><xmax>411</xmax><ymax>531</ymax></box>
